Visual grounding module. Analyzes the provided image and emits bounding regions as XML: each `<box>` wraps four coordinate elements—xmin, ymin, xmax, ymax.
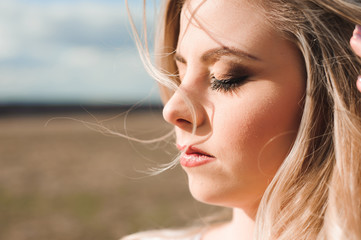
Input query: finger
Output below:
<box><xmin>357</xmin><ymin>76</ymin><xmax>361</xmax><ymax>93</ymax></box>
<box><xmin>350</xmin><ymin>25</ymin><xmax>361</xmax><ymax>57</ymax></box>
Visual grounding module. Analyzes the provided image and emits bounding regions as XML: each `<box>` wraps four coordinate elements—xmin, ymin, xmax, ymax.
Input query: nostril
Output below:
<box><xmin>176</xmin><ymin>119</ymin><xmax>192</xmax><ymax>125</ymax></box>
<box><xmin>175</xmin><ymin>118</ymin><xmax>193</xmax><ymax>131</ymax></box>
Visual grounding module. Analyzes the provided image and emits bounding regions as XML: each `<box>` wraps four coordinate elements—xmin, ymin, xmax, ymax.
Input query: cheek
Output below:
<box><xmin>213</xmin><ymin>89</ymin><xmax>302</xmax><ymax>173</ymax></box>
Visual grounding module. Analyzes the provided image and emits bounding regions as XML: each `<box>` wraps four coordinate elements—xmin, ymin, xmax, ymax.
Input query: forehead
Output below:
<box><xmin>178</xmin><ymin>0</ymin><xmax>271</xmax><ymax>54</ymax></box>
<box><xmin>181</xmin><ymin>0</ymin><xmax>263</xmax><ymax>24</ymax></box>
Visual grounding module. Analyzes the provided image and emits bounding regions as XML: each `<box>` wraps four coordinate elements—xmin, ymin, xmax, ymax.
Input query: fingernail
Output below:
<box><xmin>357</xmin><ymin>76</ymin><xmax>361</xmax><ymax>93</ymax></box>
<box><xmin>356</xmin><ymin>25</ymin><xmax>361</xmax><ymax>32</ymax></box>
<box><xmin>354</xmin><ymin>25</ymin><xmax>361</xmax><ymax>40</ymax></box>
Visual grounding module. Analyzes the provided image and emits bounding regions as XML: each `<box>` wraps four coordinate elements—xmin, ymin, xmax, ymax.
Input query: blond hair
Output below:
<box><xmin>124</xmin><ymin>0</ymin><xmax>361</xmax><ymax>239</ymax></box>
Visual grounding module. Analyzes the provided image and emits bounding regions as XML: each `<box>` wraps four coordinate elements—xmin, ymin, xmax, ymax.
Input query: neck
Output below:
<box><xmin>229</xmin><ymin>208</ymin><xmax>257</xmax><ymax>239</ymax></box>
<box><xmin>203</xmin><ymin>206</ymin><xmax>258</xmax><ymax>240</ymax></box>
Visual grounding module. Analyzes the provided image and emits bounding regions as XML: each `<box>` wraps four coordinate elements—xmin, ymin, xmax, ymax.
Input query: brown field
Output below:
<box><xmin>0</xmin><ymin>109</ymin><xmax>220</xmax><ymax>240</ymax></box>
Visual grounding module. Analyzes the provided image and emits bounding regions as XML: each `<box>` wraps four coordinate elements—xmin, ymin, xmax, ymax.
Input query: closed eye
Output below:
<box><xmin>210</xmin><ymin>75</ymin><xmax>249</xmax><ymax>93</ymax></box>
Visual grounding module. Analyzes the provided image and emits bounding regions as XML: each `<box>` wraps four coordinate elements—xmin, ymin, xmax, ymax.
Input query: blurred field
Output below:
<box><xmin>0</xmin><ymin>108</ymin><xmax>218</xmax><ymax>240</ymax></box>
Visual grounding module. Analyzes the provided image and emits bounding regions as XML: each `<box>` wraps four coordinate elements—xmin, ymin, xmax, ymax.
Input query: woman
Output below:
<box><xmin>124</xmin><ymin>0</ymin><xmax>361</xmax><ymax>239</ymax></box>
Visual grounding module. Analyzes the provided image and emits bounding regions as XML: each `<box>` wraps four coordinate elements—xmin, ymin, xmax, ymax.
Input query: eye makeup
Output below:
<box><xmin>174</xmin><ymin>52</ymin><xmax>257</xmax><ymax>93</ymax></box>
<box><xmin>210</xmin><ymin>63</ymin><xmax>253</xmax><ymax>93</ymax></box>
<box><xmin>210</xmin><ymin>75</ymin><xmax>249</xmax><ymax>92</ymax></box>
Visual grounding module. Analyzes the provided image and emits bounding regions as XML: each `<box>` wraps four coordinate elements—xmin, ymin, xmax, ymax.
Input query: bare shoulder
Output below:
<box><xmin>121</xmin><ymin>227</ymin><xmax>204</xmax><ymax>240</ymax></box>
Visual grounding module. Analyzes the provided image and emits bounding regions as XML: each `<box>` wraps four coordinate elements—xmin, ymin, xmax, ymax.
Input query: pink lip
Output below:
<box><xmin>177</xmin><ymin>144</ymin><xmax>215</xmax><ymax>167</ymax></box>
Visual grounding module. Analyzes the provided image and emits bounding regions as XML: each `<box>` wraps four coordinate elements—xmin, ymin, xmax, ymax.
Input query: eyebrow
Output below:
<box><xmin>174</xmin><ymin>46</ymin><xmax>261</xmax><ymax>64</ymax></box>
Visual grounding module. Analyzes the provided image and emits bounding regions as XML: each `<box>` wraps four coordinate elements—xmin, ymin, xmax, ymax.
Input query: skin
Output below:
<box><xmin>162</xmin><ymin>0</ymin><xmax>361</xmax><ymax>239</ymax></box>
<box><xmin>350</xmin><ymin>25</ymin><xmax>361</xmax><ymax>92</ymax></box>
<box><xmin>163</xmin><ymin>0</ymin><xmax>305</xmax><ymax>239</ymax></box>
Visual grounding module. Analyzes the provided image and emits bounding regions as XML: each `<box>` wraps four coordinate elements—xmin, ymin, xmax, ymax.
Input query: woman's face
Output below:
<box><xmin>163</xmin><ymin>0</ymin><xmax>305</xmax><ymax>209</ymax></box>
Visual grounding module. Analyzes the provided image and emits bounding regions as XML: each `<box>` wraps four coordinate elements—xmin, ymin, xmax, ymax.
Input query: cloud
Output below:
<box><xmin>0</xmin><ymin>0</ymin><xmax>161</xmax><ymax>104</ymax></box>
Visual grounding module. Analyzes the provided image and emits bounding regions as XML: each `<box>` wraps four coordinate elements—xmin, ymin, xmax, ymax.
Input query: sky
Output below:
<box><xmin>0</xmin><ymin>0</ymin><xmax>162</xmax><ymax>105</ymax></box>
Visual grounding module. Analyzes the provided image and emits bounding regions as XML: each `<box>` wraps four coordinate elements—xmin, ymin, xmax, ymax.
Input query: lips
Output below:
<box><xmin>177</xmin><ymin>144</ymin><xmax>215</xmax><ymax>167</ymax></box>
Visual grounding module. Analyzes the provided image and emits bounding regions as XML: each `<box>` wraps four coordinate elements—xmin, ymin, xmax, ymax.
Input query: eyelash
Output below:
<box><xmin>210</xmin><ymin>75</ymin><xmax>249</xmax><ymax>92</ymax></box>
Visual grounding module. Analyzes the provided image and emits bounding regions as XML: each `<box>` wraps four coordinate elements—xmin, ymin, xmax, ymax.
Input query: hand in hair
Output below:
<box><xmin>350</xmin><ymin>25</ymin><xmax>361</xmax><ymax>93</ymax></box>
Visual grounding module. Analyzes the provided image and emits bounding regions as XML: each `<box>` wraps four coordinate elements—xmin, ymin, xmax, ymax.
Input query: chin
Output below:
<box><xmin>187</xmin><ymin>175</ymin><xmax>265</xmax><ymax>209</ymax></box>
<box><xmin>187</xmin><ymin>176</ymin><xmax>236</xmax><ymax>208</ymax></box>
<box><xmin>187</xmin><ymin>175</ymin><xmax>221</xmax><ymax>204</ymax></box>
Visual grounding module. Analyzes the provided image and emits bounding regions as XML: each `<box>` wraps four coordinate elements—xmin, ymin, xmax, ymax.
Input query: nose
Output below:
<box><xmin>162</xmin><ymin>87</ymin><xmax>205</xmax><ymax>132</ymax></box>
